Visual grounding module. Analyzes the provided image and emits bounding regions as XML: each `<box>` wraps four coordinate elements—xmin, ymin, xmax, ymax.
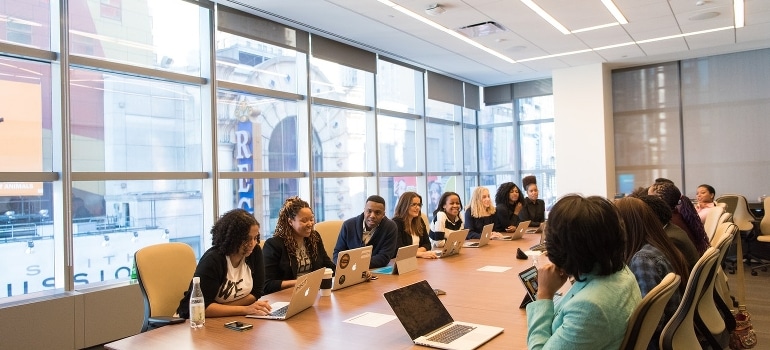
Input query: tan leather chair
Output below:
<box><xmin>314</xmin><ymin>220</ymin><xmax>343</xmax><ymax>259</ymax></box>
<box><xmin>620</xmin><ymin>273</ymin><xmax>681</xmax><ymax>350</ymax></box>
<box><xmin>660</xmin><ymin>247</ymin><xmax>719</xmax><ymax>350</ymax></box>
<box><xmin>135</xmin><ymin>242</ymin><xmax>197</xmax><ymax>332</ymax></box>
<box><xmin>750</xmin><ymin>197</ymin><xmax>770</xmax><ymax>275</ymax></box>
<box><xmin>703</xmin><ymin>205</ymin><xmax>725</xmax><ymax>243</ymax></box>
<box><xmin>696</xmin><ymin>225</ymin><xmax>737</xmax><ymax>349</ymax></box>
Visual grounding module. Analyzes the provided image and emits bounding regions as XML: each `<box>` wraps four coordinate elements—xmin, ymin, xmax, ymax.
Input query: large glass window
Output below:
<box><xmin>519</xmin><ymin>95</ymin><xmax>556</xmax><ymax>207</ymax></box>
<box><xmin>0</xmin><ymin>0</ymin><xmax>51</xmax><ymax>50</ymax></box>
<box><xmin>377</xmin><ymin>114</ymin><xmax>417</xmax><ymax>172</ymax></box>
<box><xmin>376</xmin><ymin>60</ymin><xmax>420</xmax><ymax>113</ymax></box>
<box><xmin>69</xmin><ymin>0</ymin><xmax>203</xmax><ymax>75</ymax></box>
<box><xmin>310</xmin><ymin>57</ymin><xmax>369</xmax><ymax>106</ymax></box>
<box><xmin>312</xmin><ymin>106</ymin><xmax>368</xmax><ymax>172</ymax></box>
<box><xmin>70</xmin><ymin>69</ymin><xmax>203</xmax><ymax>172</ymax></box>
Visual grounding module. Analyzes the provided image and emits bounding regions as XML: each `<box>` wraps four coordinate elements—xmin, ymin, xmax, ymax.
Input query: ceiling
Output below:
<box><xmin>223</xmin><ymin>0</ymin><xmax>770</xmax><ymax>86</ymax></box>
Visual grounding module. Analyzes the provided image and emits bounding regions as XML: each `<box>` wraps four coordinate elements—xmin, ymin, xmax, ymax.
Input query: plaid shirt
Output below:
<box><xmin>629</xmin><ymin>244</ymin><xmax>682</xmax><ymax>347</ymax></box>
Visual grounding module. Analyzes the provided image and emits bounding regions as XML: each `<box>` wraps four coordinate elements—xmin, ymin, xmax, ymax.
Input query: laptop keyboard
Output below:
<box><xmin>270</xmin><ymin>305</ymin><xmax>288</xmax><ymax>317</ymax></box>
<box><xmin>427</xmin><ymin>324</ymin><xmax>476</xmax><ymax>344</ymax></box>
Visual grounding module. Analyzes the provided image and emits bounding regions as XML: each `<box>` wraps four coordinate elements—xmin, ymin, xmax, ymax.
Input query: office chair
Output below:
<box><xmin>716</xmin><ymin>194</ymin><xmax>756</xmax><ymax>273</ymax></box>
<box><xmin>703</xmin><ymin>205</ymin><xmax>725</xmax><ymax>243</ymax></box>
<box><xmin>659</xmin><ymin>247</ymin><xmax>719</xmax><ymax>350</ymax></box>
<box><xmin>135</xmin><ymin>242</ymin><xmax>197</xmax><ymax>332</ymax></box>
<box><xmin>314</xmin><ymin>220</ymin><xmax>343</xmax><ymax>259</ymax></box>
<box><xmin>620</xmin><ymin>273</ymin><xmax>681</xmax><ymax>350</ymax></box>
<box><xmin>695</xmin><ymin>226</ymin><xmax>737</xmax><ymax>349</ymax></box>
<box><xmin>750</xmin><ymin>197</ymin><xmax>770</xmax><ymax>275</ymax></box>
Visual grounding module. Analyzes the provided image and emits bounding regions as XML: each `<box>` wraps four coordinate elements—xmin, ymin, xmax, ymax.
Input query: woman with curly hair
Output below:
<box><xmin>493</xmin><ymin>182</ymin><xmax>523</xmax><ymax>233</ymax></box>
<box><xmin>262</xmin><ymin>197</ymin><xmax>335</xmax><ymax>294</ymax></box>
<box><xmin>648</xmin><ymin>181</ymin><xmax>710</xmax><ymax>254</ymax></box>
<box><xmin>176</xmin><ymin>208</ymin><xmax>272</xmax><ymax>318</ymax></box>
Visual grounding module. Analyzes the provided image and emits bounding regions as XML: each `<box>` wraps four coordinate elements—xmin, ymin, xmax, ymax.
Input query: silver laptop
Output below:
<box><xmin>371</xmin><ymin>244</ymin><xmax>418</xmax><ymax>275</ymax></box>
<box><xmin>526</xmin><ymin>221</ymin><xmax>545</xmax><ymax>234</ymax></box>
<box><xmin>385</xmin><ymin>280</ymin><xmax>504</xmax><ymax>350</ymax></box>
<box><xmin>246</xmin><ymin>267</ymin><xmax>324</xmax><ymax>320</ymax></box>
<box><xmin>463</xmin><ymin>223</ymin><xmax>493</xmax><ymax>248</ymax></box>
<box><xmin>529</xmin><ymin>224</ymin><xmax>548</xmax><ymax>252</ymax></box>
<box><xmin>433</xmin><ymin>229</ymin><xmax>468</xmax><ymax>258</ymax></box>
<box><xmin>331</xmin><ymin>245</ymin><xmax>373</xmax><ymax>291</ymax></box>
<box><xmin>497</xmin><ymin>220</ymin><xmax>531</xmax><ymax>240</ymax></box>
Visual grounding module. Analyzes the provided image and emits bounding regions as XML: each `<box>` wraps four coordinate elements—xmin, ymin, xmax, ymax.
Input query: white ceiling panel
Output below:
<box><xmin>225</xmin><ymin>0</ymin><xmax>770</xmax><ymax>85</ymax></box>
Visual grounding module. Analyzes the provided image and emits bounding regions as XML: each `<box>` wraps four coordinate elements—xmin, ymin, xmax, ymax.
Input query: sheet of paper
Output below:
<box><xmin>343</xmin><ymin>312</ymin><xmax>397</xmax><ymax>327</ymax></box>
<box><xmin>477</xmin><ymin>265</ymin><xmax>512</xmax><ymax>273</ymax></box>
<box><xmin>524</xmin><ymin>250</ymin><xmax>543</xmax><ymax>257</ymax></box>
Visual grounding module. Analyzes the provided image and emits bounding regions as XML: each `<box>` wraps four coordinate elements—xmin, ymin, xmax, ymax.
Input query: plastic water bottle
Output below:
<box><xmin>189</xmin><ymin>277</ymin><xmax>205</xmax><ymax>328</ymax></box>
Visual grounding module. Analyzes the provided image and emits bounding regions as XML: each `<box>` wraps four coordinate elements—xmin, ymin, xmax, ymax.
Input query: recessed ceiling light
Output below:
<box><xmin>457</xmin><ymin>21</ymin><xmax>507</xmax><ymax>38</ymax></box>
<box><xmin>425</xmin><ymin>4</ymin><xmax>446</xmax><ymax>16</ymax></box>
<box><xmin>689</xmin><ymin>11</ymin><xmax>720</xmax><ymax>20</ymax></box>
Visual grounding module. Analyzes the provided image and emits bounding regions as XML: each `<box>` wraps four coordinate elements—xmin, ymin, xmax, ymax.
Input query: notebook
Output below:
<box><xmin>371</xmin><ymin>244</ymin><xmax>418</xmax><ymax>275</ymax></box>
<box><xmin>463</xmin><ymin>223</ymin><xmax>493</xmax><ymax>248</ymax></box>
<box><xmin>331</xmin><ymin>245</ymin><xmax>373</xmax><ymax>291</ymax></box>
<box><xmin>246</xmin><ymin>267</ymin><xmax>324</xmax><ymax>320</ymax></box>
<box><xmin>433</xmin><ymin>229</ymin><xmax>468</xmax><ymax>258</ymax></box>
<box><xmin>384</xmin><ymin>280</ymin><xmax>504</xmax><ymax>350</ymax></box>
<box><xmin>497</xmin><ymin>220</ymin><xmax>531</xmax><ymax>240</ymax></box>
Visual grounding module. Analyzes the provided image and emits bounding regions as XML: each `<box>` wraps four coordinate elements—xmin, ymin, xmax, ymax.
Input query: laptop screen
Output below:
<box><xmin>384</xmin><ymin>280</ymin><xmax>454</xmax><ymax>340</ymax></box>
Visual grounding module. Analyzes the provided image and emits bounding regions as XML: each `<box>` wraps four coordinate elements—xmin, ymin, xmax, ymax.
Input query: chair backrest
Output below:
<box><xmin>620</xmin><ymin>273</ymin><xmax>681</xmax><ymax>350</ymax></box>
<box><xmin>761</xmin><ymin>197</ymin><xmax>770</xmax><ymax>236</ymax></box>
<box><xmin>421</xmin><ymin>213</ymin><xmax>430</xmax><ymax>231</ymax></box>
<box><xmin>696</xmin><ymin>226</ymin><xmax>736</xmax><ymax>341</ymax></box>
<box><xmin>716</xmin><ymin>194</ymin><xmax>754</xmax><ymax>231</ymax></box>
<box><xmin>315</xmin><ymin>220</ymin><xmax>343</xmax><ymax>258</ymax></box>
<box><xmin>660</xmin><ymin>247</ymin><xmax>719</xmax><ymax>350</ymax></box>
<box><xmin>135</xmin><ymin>242</ymin><xmax>197</xmax><ymax>331</ymax></box>
<box><xmin>703</xmin><ymin>206</ymin><xmax>725</xmax><ymax>243</ymax></box>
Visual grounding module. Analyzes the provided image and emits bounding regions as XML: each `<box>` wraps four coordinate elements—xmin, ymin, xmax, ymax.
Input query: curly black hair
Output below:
<box><xmin>545</xmin><ymin>194</ymin><xmax>626</xmax><ymax>281</ymax></box>
<box><xmin>494</xmin><ymin>182</ymin><xmax>523</xmax><ymax>207</ymax></box>
<box><xmin>273</xmin><ymin>197</ymin><xmax>321</xmax><ymax>262</ymax></box>
<box><xmin>211</xmin><ymin>209</ymin><xmax>260</xmax><ymax>256</ymax></box>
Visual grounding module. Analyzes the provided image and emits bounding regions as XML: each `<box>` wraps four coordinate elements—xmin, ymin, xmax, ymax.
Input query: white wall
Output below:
<box><xmin>553</xmin><ymin>63</ymin><xmax>616</xmax><ymax>198</ymax></box>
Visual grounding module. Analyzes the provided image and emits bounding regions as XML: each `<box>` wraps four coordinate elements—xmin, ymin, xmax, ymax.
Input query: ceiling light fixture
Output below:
<box><xmin>600</xmin><ymin>0</ymin><xmax>628</xmax><ymax>24</ymax></box>
<box><xmin>377</xmin><ymin>0</ymin><xmax>517</xmax><ymax>64</ymax></box>
<box><xmin>571</xmin><ymin>22</ymin><xmax>620</xmax><ymax>34</ymax></box>
<box><xmin>425</xmin><ymin>4</ymin><xmax>446</xmax><ymax>16</ymax></box>
<box><xmin>734</xmin><ymin>0</ymin><xmax>744</xmax><ymax>28</ymax></box>
<box><xmin>520</xmin><ymin>0</ymin><xmax>570</xmax><ymax>34</ymax></box>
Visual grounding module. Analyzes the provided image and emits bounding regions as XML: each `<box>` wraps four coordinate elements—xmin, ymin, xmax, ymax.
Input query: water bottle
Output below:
<box><xmin>189</xmin><ymin>277</ymin><xmax>205</xmax><ymax>328</ymax></box>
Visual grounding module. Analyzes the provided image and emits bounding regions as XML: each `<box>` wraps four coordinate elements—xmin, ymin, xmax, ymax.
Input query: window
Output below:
<box><xmin>0</xmin><ymin>0</ymin><xmax>51</xmax><ymax>49</ymax></box>
<box><xmin>100</xmin><ymin>0</ymin><xmax>122</xmax><ymax>21</ymax></box>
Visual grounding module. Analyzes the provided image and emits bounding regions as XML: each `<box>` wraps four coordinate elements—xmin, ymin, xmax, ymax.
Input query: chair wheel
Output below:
<box><xmin>751</xmin><ymin>271</ymin><xmax>758</xmax><ymax>276</ymax></box>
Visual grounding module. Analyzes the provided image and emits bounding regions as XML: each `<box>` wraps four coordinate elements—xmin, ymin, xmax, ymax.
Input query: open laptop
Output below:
<box><xmin>463</xmin><ymin>223</ymin><xmax>493</xmax><ymax>248</ymax></box>
<box><xmin>371</xmin><ymin>244</ymin><xmax>418</xmax><ymax>275</ymax></box>
<box><xmin>246</xmin><ymin>267</ymin><xmax>324</xmax><ymax>320</ymax></box>
<box><xmin>433</xmin><ymin>229</ymin><xmax>468</xmax><ymax>258</ymax></box>
<box><xmin>529</xmin><ymin>226</ymin><xmax>547</xmax><ymax>252</ymax></box>
<box><xmin>384</xmin><ymin>280</ymin><xmax>504</xmax><ymax>350</ymax></box>
<box><xmin>331</xmin><ymin>245</ymin><xmax>373</xmax><ymax>291</ymax></box>
<box><xmin>497</xmin><ymin>220</ymin><xmax>531</xmax><ymax>240</ymax></box>
<box><xmin>526</xmin><ymin>221</ymin><xmax>546</xmax><ymax>234</ymax></box>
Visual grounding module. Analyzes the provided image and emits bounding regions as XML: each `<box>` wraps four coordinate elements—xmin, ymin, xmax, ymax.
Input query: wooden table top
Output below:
<box><xmin>106</xmin><ymin>233</ymin><xmax>546</xmax><ymax>350</ymax></box>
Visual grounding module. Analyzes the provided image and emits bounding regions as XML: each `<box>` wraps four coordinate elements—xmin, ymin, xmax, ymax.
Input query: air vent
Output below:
<box><xmin>457</xmin><ymin>21</ymin><xmax>507</xmax><ymax>38</ymax></box>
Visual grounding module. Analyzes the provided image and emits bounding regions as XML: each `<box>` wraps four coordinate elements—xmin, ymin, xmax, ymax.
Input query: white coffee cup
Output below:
<box><xmin>320</xmin><ymin>268</ymin><xmax>333</xmax><ymax>296</ymax></box>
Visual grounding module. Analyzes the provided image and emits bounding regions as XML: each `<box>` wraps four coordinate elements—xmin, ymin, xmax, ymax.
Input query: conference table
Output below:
<box><xmin>106</xmin><ymin>233</ymin><xmax>547</xmax><ymax>349</ymax></box>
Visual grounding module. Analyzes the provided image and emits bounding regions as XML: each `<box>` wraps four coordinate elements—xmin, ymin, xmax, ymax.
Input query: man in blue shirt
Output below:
<box><xmin>333</xmin><ymin>195</ymin><xmax>398</xmax><ymax>268</ymax></box>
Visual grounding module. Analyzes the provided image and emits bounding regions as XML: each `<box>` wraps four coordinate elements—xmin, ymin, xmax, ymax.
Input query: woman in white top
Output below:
<box><xmin>393</xmin><ymin>191</ymin><xmax>437</xmax><ymax>259</ymax></box>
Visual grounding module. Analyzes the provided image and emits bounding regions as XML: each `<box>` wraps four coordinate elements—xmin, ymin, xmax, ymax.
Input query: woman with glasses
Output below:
<box><xmin>393</xmin><ymin>191</ymin><xmax>437</xmax><ymax>259</ymax></box>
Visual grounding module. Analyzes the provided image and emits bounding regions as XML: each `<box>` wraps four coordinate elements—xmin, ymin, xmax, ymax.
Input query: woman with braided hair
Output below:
<box><xmin>262</xmin><ymin>197</ymin><xmax>335</xmax><ymax>294</ymax></box>
<box><xmin>648</xmin><ymin>181</ymin><xmax>710</xmax><ymax>255</ymax></box>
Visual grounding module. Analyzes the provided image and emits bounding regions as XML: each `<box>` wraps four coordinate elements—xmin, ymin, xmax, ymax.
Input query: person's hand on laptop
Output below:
<box><xmin>505</xmin><ymin>225</ymin><xmax>516</xmax><ymax>233</ymax></box>
<box><xmin>490</xmin><ymin>231</ymin><xmax>505</xmax><ymax>239</ymax></box>
<box><xmin>536</xmin><ymin>263</ymin><xmax>568</xmax><ymax>301</ymax></box>
<box><xmin>417</xmin><ymin>250</ymin><xmax>438</xmax><ymax>259</ymax></box>
<box><xmin>244</xmin><ymin>299</ymin><xmax>272</xmax><ymax>316</ymax></box>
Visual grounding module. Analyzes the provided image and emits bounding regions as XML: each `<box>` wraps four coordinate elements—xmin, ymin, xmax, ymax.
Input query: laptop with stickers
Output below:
<box><xmin>331</xmin><ymin>245</ymin><xmax>373</xmax><ymax>291</ymax></box>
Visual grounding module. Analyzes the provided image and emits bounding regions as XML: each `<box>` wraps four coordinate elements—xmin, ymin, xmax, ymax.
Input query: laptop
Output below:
<box><xmin>497</xmin><ymin>220</ymin><xmax>531</xmax><ymax>240</ymax></box>
<box><xmin>433</xmin><ymin>229</ymin><xmax>468</xmax><ymax>258</ymax></box>
<box><xmin>526</xmin><ymin>221</ymin><xmax>546</xmax><ymax>234</ymax></box>
<box><xmin>384</xmin><ymin>280</ymin><xmax>504</xmax><ymax>350</ymax></box>
<box><xmin>371</xmin><ymin>244</ymin><xmax>418</xmax><ymax>275</ymax></box>
<box><xmin>529</xmin><ymin>227</ymin><xmax>547</xmax><ymax>252</ymax></box>
<box><xmin>331</xmin><ymin>245</ymin><xmax>373</xmax><ymax>291</ymax></box>
<box><xmin>246</xmin><ymin>267</ymin><xmax>324</xmax><ymax>320</ymax></box>
<box><xmin>463</xmin><ymin>223</ymin><xmax>493</xmax><ymax>248</ymax></box>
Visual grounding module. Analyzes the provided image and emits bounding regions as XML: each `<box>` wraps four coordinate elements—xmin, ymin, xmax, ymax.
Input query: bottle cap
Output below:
<box><xmin>192</xmin><ymin>276</ymin><xmax>200</xmax><ymax>283</ymax></box>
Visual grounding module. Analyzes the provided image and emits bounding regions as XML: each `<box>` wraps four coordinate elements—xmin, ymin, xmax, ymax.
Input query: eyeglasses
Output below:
<box><xmin>410</xmin><ymin>203</ymin><xmax>423</xmax><ymax>208</ymax></box>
